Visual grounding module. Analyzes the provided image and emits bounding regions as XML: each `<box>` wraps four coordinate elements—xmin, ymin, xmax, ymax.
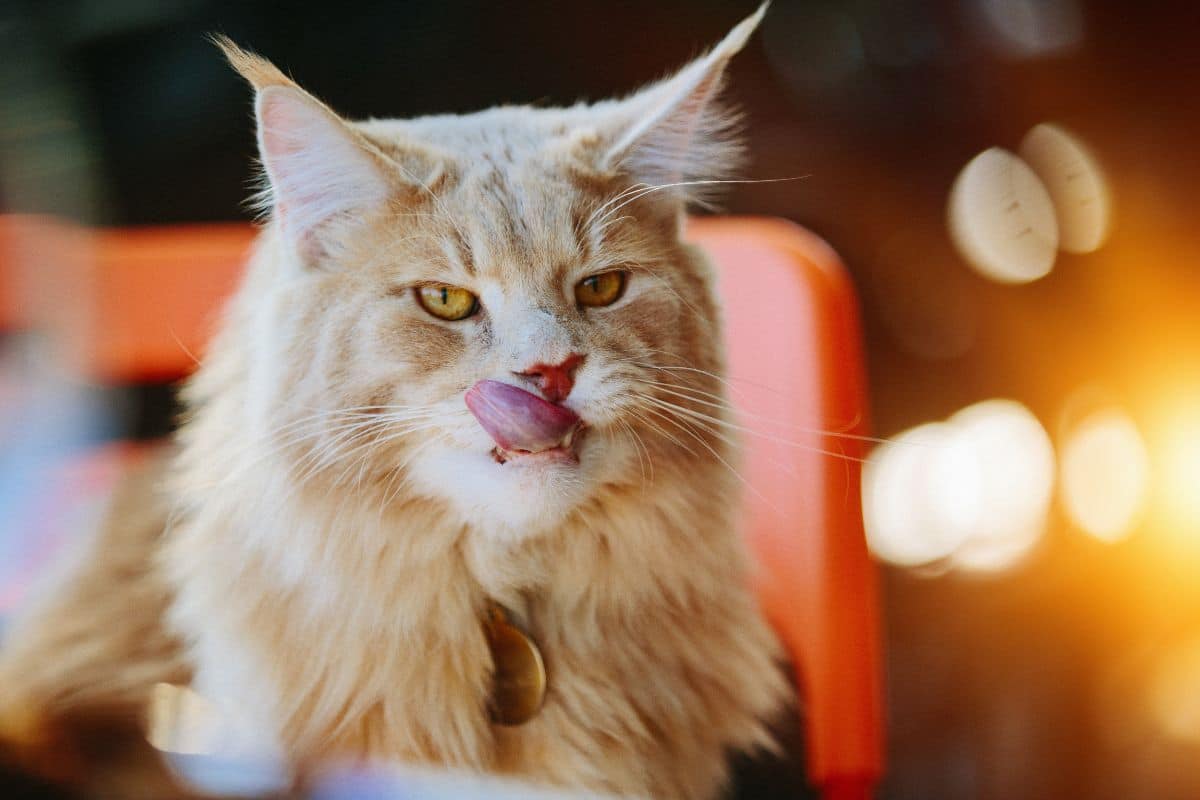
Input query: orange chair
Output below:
<box><xmin>2</xmin><ymin>215</ymin><xmax>885</xmax><ymax>799</ymax></box>
<box><xmin>688</xmin><ymin>218</ymin><xmax>883</xmax><ymax>799</ymax></box>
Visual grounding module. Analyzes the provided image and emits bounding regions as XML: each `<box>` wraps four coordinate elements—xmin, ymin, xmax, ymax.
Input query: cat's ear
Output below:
<box><xmin>213</xmin><ymin>37</ymin><xmax>416</xmax><ymax>263</ymax></box>
<box><xmin>594</xmin><ymin>3</ymin><xmax>767</xmax><ymax>204</ymax></box>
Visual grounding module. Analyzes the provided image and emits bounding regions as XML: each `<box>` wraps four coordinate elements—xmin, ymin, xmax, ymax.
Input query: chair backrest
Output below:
<box><xmin>0</xmin><ymin>215</ymin><xmax>885</xmax><ymax>798</ymax></box>
<box><xmin>688</xmin><ymin>218</ymin><xmax>884</xmax><ymax>799</ymax></box>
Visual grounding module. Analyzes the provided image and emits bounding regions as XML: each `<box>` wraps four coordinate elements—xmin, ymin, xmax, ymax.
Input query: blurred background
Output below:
<box><xmin>1</xmin><ymin>0</ymin><xmax>1198</xmax><ymax>798</ymax></box>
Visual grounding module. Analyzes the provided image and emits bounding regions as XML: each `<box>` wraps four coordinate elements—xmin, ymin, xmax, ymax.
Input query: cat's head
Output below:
<box><xmin>216</xmin><ymin>6</ymin><xmax>765</xmax><ymax>540</ymax></box>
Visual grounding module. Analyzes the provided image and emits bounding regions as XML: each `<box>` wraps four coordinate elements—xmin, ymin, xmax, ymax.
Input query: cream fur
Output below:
<box><xmin>0</xmin><ymin>6</ymin><xmax>788</xmax><ymax>799</ymax></box>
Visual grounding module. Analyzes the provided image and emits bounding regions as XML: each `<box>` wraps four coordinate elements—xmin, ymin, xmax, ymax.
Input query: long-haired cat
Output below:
<box><xmin>0</xmin><ymin>5</ymin><xmax>790</xmax><ymax>798</ymax></box>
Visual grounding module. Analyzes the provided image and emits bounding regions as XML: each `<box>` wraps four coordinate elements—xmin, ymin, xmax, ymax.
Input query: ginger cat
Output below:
<box><xmin>0</xmin><ymin>6</ymin><xmax>789</xmax><ymax>798</ymax></box>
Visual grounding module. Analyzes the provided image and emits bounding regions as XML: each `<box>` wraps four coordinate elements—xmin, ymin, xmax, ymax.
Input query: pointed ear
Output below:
<box><xmin>596</xmin><ymin>3</ymin><xmax>767</xmax><ymax>204</ymax></box>
<box><xmin>213</xmin><ymin>37</ymin><xmax>406</xmax><ymax>263</ymax></box>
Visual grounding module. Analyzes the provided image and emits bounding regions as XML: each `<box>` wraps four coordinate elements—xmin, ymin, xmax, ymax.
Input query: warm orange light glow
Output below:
<box><xmin>1159</xmin><ymin>414</ymin><xmax>1200</xmax><ymax>531</ymax></box>
<box><xmin>1061</xmin><ymin>408</ymin><xmax>1149</xmax><ymax>542</ymax></box>
<box><xmin>1148</xmin><ymin>637</ymin><xmax>1200</xmax><ymax>744</ymax></box>
<box><xmin>1145</xmin><ymin>386</ymin><xmax>1200</xmax><ymax>553</ymax></box>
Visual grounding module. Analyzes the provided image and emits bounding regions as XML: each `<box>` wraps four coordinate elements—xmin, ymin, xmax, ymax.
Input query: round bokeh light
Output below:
<box><xmin>1061</xmin><ymin>408</ymin><xmax>1150</xmax><ymax>543</ymax></box>
<box><xmin>864</xmin><ymin>400</ymin><xmax>1055</xmax><ymax>573</ymax></box>
<box><xmin>948</xmin><ymin>148</ymin><xmax>1059</xmax><ymax>284</ymax></box>
<box><xmin>1019</xmin><ymin>123</ymin><xmax>1112</xmax><ymax>254</ymax></box>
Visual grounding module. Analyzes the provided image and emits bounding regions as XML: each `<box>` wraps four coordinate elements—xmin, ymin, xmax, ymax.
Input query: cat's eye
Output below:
<box><xmin>574</xmin><ymin>271</ymin><xmax>627</xmax><ymax>308</ymax></box>
<box><xmin>415</xmin><ymin>284</ymin><xmax>478</xmax><ymax>321</ymax></box>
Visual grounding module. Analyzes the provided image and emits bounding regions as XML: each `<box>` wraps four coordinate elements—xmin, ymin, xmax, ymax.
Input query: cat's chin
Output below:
<box><xmin>490</xmin><ymin>445</ymin><xmax>578</xmax><ymax>466</ymax></box>
<box><xmin>406</xmin><ymin>434</ymin><xmax>599</xmax><ymax>538</ymax></box>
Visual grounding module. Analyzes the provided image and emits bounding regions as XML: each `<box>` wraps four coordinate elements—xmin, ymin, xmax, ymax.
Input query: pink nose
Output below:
<box><xmin>514</xmin><ymin>354</ymin><xmax>584</xmax><ymax>403</ymax></box>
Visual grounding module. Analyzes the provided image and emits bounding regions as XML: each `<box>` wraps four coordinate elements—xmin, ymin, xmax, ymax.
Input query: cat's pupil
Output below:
<box><xmin>587</xmin><ymin>277</ymin><xmax>598</xmax><ymax>292</ymax></box>
<box><xmin>440</xmin><ymin>286</ymin><xmax>448</xmax><ymax>305</ymax></box>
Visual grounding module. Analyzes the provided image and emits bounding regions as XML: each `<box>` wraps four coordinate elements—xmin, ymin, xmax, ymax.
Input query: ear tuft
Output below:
<box><xmin>597</xmin><ymin>2</ymin><xmax>769</xmax><ymax>205</ymax></box>
<box><xmin>210</xmin><ymin>35</ymin><xmax>294</xmax><ymax>90</ymax></box>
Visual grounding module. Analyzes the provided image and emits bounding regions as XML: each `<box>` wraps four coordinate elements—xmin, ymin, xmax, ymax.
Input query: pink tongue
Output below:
<box><xmin>465</xmin><ymin>380</ymin><xmax>580</xmax><ymax>453</ymax></box>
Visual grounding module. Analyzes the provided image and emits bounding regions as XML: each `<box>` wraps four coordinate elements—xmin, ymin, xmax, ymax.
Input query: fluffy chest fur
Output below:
<box><xmin>165</xmin><ymin>445</ymin><xmax>783</xmax><ymax>799</ymax></box>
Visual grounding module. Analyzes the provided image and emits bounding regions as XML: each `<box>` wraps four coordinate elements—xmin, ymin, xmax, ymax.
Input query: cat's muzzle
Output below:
<box><xmin>465</xmin><ymin>379</ymin><xmax>586</xmax><ymax>466</ymax></box>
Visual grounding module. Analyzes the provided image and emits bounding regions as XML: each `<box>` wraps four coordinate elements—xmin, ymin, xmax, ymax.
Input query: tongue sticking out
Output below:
<box><xmin>465</xmin><ymin>380</ymin><xmax>581</xmax><ymax>454</ymax></box>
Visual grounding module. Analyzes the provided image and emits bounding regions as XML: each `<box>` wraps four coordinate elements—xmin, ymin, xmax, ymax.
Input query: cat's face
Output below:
<box><xmin>219</xmin><ymin>7</ymin><xmax>761</xmax><ymax>538</ymax></box>
<box><xmin>278</xmin><ymin>156</ymin><xmax>715</xmax><ymax>535</ymax></box>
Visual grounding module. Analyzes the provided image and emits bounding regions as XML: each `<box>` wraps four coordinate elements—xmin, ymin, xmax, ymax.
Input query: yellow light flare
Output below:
<box><xmin>1159</xmin><ymin>414</ymin><xmax>1200</xmax><ymax>532</ymax></box>
<box><xmin>1145</xmin><ymin>386</ymin><xmax>1200</xmax><ymax>552</ymax></box>
<box><xmin>1061</xmin><ymin>409</ymin><xmax>1150</xmax><ymax>543</ymax></box>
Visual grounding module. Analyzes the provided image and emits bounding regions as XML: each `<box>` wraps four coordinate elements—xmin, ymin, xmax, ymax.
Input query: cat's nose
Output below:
<box><xmin>513</xmin><ymin>354</ymin><xmax>584</xmax><ymax>403</ymax></box>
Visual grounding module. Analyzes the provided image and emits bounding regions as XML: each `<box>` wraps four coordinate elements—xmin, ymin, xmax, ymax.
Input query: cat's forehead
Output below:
<box><xmin>361</xmin><ymin>109</ymin><xmax>612</xmax><ymax>281</ymax></box>
<box><xmin>359</xmin><ymin>106</ymin><xmax>592</xmax><ymax>163</ymax></box>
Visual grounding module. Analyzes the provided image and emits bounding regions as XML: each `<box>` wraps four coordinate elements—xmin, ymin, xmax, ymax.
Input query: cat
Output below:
<box><xmin>0</xmin><ymin>4</ymin><xmax>790</xmax><ymax>798</ymax></box>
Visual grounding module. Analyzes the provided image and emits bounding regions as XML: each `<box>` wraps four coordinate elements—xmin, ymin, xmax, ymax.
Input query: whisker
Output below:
<box><xmin>629</xmin><ymin>406</ymin><xmax>701</xmax><ymax>458</ymax></box>
<box><xmin>623</xmin><ymin>351</ymin><xmax>879</xmax><ymax>441</ymax></box>
<box><xmin>637</xmin><ymin>378</ymin><xmax>889</xmax><ymax>446</ymax></box>
<box><xmin>615</xmin><ymin>418</ymin><xmax>652</xmax><ymax>486</ymax></box>
<box><xmin>639</xmin><ymin>395</ymin><xmax>869</xmax><ymax>466</ymax></box>
<box><xmin>628</xmin><ymin>396</ymin><xmax>777</xmax><ymax>513</ymax></box>
<box><xmin>376</xmin><ymin>434</ymin><xmax>445</xmax><ymax>523</ymax></box>
<box><xmin>589</xmin><ymin>176</ymin><xmax>808</xmax><ymax>233</ymax></box>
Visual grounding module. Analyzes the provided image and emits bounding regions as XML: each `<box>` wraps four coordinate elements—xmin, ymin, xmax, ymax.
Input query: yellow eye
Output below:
<box><xmin>575</xmin><ymin>271</ymin><xmax>626</xmax><ymax>308</ymax></box>
<box><xmin>416</xmin><ymin>284</ymin><xmax>478</xmax><ymax>321</ymax></box>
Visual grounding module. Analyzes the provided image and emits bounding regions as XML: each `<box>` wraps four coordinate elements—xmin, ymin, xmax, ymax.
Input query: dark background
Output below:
<box><xmin>3</xmin><ymin>1</ymin><xmax>1199</xmax><ymax>797</ymax></box>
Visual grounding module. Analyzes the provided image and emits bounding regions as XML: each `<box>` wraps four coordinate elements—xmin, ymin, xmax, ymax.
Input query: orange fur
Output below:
<box><xmin>0</xmin><ymin>6</ymin><xmax>789</xmax><ymax>799</ymax></box>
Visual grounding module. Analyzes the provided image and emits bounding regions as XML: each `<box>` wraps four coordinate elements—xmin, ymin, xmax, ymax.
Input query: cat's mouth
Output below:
<box><xmin>466</xmin><ymin>379</ymin><xmax>586</xmax><ymax>467</ymax></box>
<box><xmin>490</xmin><ymin>424</ymin><xmax>586</xmax><ymax>466</ymax></box>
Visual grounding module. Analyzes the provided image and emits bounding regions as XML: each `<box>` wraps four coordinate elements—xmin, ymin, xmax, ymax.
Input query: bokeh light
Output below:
<box><xmin>1148</xmin><ymin>636</ymin><xmax>1200</xmax><ymax>745</ymax></box>
<box><xmin>971</xmin><ymin>0</ymin><xmax>1085</xmax><ymax>58</ymax></box>
<box><xmin>863</xmin><ymin>423</ymin><xmax>972</xmax><ymax>567</ymax></box>
<box><xmin>864</xmin><ymin>400</ymin><xmax>1055</xmax><ymax>572</ymax></box>
<box><xmin>1019</xmin><ymin>123</ymin><xmax>1112</xmax><ymax>254</ymax></box>
<box><xmin>1157</xmin><ymin>409</ymin><xmax>1200</xmax><ymax>535</ymax></box>
<box><xmin>1061</xmin><ymin>408</ymin><xmax>1150</xmax><ymax>543</ymax></box>
<box><xmin>762</xmin><ymin>1</ymin><xmax>864</xmax><ymax>93</ymax></box>
<box><xmin>949</xmin><ymin>148</ymin><xmax>1059</xmax><ymax>284</ymax></box>
<box><xmin>946</xmin><ymin>400</ymin><xmax>1056</xmax><ymax>571</ymax></box>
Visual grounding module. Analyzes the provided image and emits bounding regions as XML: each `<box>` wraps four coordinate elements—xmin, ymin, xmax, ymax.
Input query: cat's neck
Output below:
<box><xmin>175</xmin><ymin>430</ymin><xmax>731</xmax><ymax>624</ymax></box>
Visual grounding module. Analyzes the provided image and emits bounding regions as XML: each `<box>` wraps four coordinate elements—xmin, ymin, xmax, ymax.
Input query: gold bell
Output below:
<box><xmin>484</xmin><ymin>603</ymin><xmax>546</xmax><ymax>726</ymax></box>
